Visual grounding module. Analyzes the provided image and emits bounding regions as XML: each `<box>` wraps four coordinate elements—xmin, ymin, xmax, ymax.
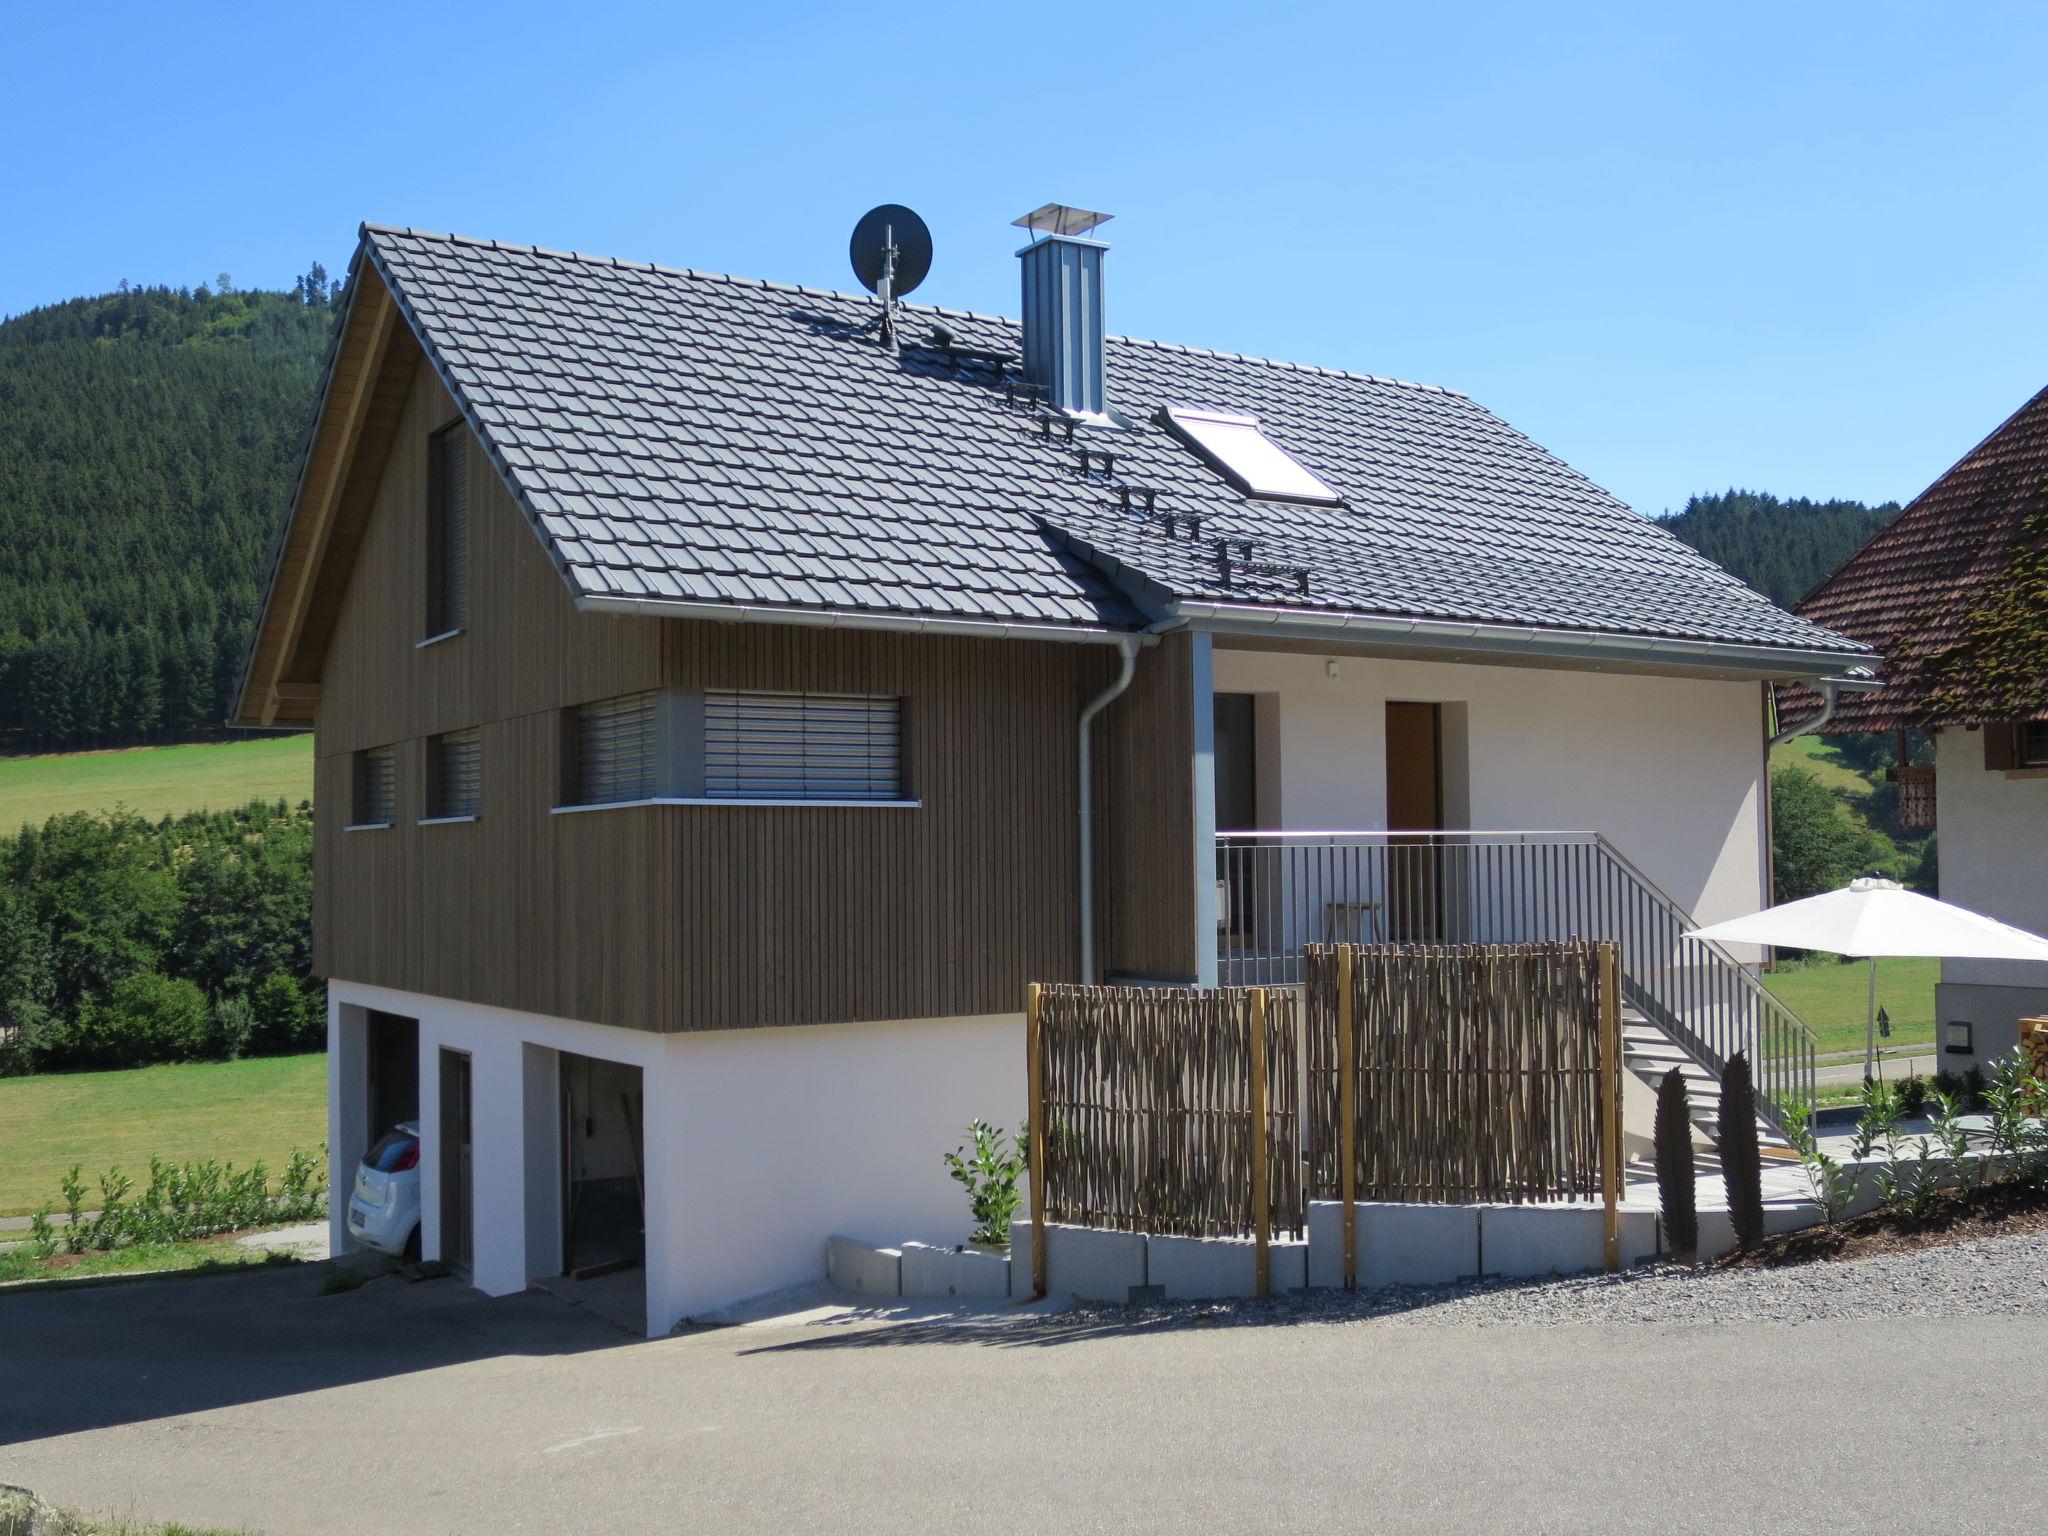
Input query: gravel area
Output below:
<box><xmin>1033</xmin><ymin>1229</ymin><xmax>2048</xmax><ymax>1332</ymax></box>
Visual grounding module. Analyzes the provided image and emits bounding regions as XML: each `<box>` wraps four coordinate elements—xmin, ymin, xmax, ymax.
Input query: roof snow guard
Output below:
<box><xmin>234</xmin><ymin>222</ymin><xmax>1875</xmax><ymax>724</ymax></box>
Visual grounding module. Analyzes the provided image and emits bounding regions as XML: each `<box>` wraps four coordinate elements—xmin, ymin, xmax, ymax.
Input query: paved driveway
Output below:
<box><xmin>1</xmin><ymin>1262</ymin><xmax>2038</xmax><ymax>1534</ymax></box>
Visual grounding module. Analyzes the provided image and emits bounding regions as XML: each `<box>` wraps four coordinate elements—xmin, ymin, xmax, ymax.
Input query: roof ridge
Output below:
<box><xmin>358</xmin><ymin>222</ymin><xmax>1466</xmax><ymax>399</ymax></box>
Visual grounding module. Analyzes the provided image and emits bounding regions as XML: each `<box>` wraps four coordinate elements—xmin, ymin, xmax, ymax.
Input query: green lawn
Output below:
<box><xmin>0</xmin><ymin>733</ymin><xmax>314</xmax><ymax>829</ymax></box>
<box><xmin>1769</xmin><ymin>734</ymin><xmax>1874</xmax><ymax>799</ymax></box>
<box><xmin>0</xmin><ymin>1053</ymin><xmax>327</xmax><ymax>1218</ymax></box>
<box><xmin>0</xmin><ymin>1237</ymin><xmax>302</xmax><ymax>1286</ymax></box>
<box><xmin>1763</xmin><ymin>954</ymin><xmax>1940</xmax><ymax>1057</ymax></box>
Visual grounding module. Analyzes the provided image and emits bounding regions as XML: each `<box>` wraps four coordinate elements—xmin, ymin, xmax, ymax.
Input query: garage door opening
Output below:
<box><xmin>367</xmin><ymin>1011</ymin><xmax>418</xmax><ymax>1144</ymax></box>
<box><xmin>561</xmin><ymin>1053</ymin><xmax>644</xmax><ymax>1279</ymax></box>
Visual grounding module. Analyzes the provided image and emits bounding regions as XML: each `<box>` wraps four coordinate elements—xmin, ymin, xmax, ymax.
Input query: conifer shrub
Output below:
<box><xmin>1718</xmin><ymin>1051</ymin><xmax>1766</xmax><ymax>1249</ymax></box>
<box><xmin>1655</xmin><ymin>1067</ymin><xmax>1699</xmax><ymax>1259</ymax></box>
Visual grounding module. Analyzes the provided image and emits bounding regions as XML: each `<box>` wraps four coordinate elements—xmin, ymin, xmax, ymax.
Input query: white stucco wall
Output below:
<box><xmin>1931</xmin><ymin>728</ymin><xmax>2048</xmax><ymax>1065</ymax></box>
<box><xmin>1934</xmin><ymin>726</ymin><xmax>2048</xmax><ymax>989</ymax></box>
<box><xmin>1209</xmin><ymin>649</ymin><xmax>1769</xmax><ymax>925</ymax></box>
<box><xmin>327</xmin><ymin>982</ymin><xmax>1024</xmax><ymax>1335</ymax></box>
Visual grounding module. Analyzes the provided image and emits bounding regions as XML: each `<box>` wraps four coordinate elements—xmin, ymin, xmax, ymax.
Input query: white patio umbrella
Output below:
<box><xmin>1686</xmin><ymin>877</ymin><xmax>2048</xmax><ymax>1081</ymax></box>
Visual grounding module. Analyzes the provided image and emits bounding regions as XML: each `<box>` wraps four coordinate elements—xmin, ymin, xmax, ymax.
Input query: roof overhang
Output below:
<box><xmin>573</xmin><ymin>593</ymin><xmax>1147</xmax><ymax>645</ymax></box>
<box><xmin>1167</xmin><ymin>599</ymin><xmax>1880</xmax><ymax>683</ymax></box>
<box><xmin>232</xmin><ymin>241</ymin><xmax>409</xmax><ymax>727</ymax></box>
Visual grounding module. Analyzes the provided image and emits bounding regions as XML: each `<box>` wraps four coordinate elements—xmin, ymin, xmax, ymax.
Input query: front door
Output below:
<box><xmin>1385</xmin><ymin>702</ymin><xmax>1444</xmax><ymax>939</ymax></box>
<box><xmin>439</xmin><ymin>1049</ymin><xmax>472</xmax><ymax>1271</ymax></box>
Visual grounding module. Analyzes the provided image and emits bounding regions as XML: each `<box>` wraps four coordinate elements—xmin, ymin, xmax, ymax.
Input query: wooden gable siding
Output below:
<box><xmin>312</xmin><ymin>348</ymin><xmax>1195</xmax><ymax>1031</ymax></box>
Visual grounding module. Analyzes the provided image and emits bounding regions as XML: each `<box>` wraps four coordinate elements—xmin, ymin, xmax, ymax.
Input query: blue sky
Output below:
<box><xmin>4</xmin><ymin>1</ymin><xmax>2044</xmax><ymax>517</ymax></box>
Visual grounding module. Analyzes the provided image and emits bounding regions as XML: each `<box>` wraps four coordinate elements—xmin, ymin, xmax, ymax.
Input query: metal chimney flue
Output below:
<box><xmin>1014</xmin><ymin>204</ymin><xmax>1113</xmax><ymax>417</ymax></box>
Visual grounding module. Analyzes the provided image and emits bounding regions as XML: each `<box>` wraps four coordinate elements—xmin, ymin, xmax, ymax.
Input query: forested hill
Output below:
<box><xmin>1657</xmin><ymin>489</ymin><xmax>1902</xmax><ymax>609</ymax></box>
<box><xmin>0</xmin><ymin>272</ymin><xmax>338</xmax><ymax>750</ymax></box>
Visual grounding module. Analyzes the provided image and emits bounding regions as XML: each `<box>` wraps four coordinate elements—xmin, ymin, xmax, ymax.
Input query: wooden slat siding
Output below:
<box><xmin>313</xmin><ymin>342</ymin><xmax>1168</xmax><ymax>1032</ymax></box>
<box><xmin>1094</xmin><ymin>632</ymin><xmax>1199</xmax><ymax>979</ymax></box>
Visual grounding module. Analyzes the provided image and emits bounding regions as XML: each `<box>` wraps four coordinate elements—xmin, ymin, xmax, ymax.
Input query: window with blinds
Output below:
<box><xmin>428</xmin><ymin>729</ymin><xmax>481</xmax><ymax>819</ymax></box>
<box><xmin>427</xmin><ymin>423</ymin><xmax>469</xmax><ymax>636</ymax></box>
<box><xmin>352</xmin><ymin>745</ymin><xmax>396</xmax><ymax>826</ymax></box>
<box><xmin>576</xmin><ymin>692</ymin><xmax>659</xmax><ymax>804</ymax></box>
<box><xmin>704</xmin><ymin>692</ymin><xmax>903</xmax><ymax>801</ymax></box>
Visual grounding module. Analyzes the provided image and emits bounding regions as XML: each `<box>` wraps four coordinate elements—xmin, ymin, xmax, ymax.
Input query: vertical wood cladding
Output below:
<box><xmin>314</xmin><ymin>343</ymin><xmax>1196</xmax><ymax>1031</ymax></box>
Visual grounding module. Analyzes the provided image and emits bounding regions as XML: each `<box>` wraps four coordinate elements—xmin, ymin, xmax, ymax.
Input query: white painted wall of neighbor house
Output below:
<box><xmin>1209</xmin><ymin>650</ymin><xmax>1769</xmax><ymax>925</ymax></box>
<box><xmin>1934</xmin><ymin>726</ymin><xmax>2048</xmax><ymax>989</ymax></box>
<box><xmin>326</xmin><ymin>982</ymin><xmax>1025</xmax><ymax>1335</ymax></box>
<box><xmin>1932</xmin><ymin>728</ymin><xmax>2048</xmax><ymax>1066</ymax></box>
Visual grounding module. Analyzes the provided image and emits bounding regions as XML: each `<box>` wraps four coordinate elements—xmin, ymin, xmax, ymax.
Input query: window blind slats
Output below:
<box><xmin>431</xmin><ymin>729</ymin><xmax>481</xmax><ymax>818</ymax></box>
<box><xmin>579</xmin><ymin>692</ymin><xmax>658</xmax><ymax>804</ymax></box>
<box><xmin>355</xmin><ymin>745</ymin><xmax>395</xmax><ymax>825</ymax></box>
<box><xmin>704</xmin><ymin>692</ymin><xmax>902</xmax><ymax>801</ymax></box>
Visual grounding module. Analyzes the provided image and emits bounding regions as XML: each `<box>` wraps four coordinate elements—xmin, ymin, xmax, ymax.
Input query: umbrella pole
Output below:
<box><xmin>1864</xmin><ymin>956</ymin><xmax>1877</xmax><ymax>1084</ymax></box>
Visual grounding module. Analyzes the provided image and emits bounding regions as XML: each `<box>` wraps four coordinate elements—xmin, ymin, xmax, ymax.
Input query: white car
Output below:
<box><xmin>346</xmin><ymin>1122</ymin><xmax>422</xmax><ymax>1260</ymax></box>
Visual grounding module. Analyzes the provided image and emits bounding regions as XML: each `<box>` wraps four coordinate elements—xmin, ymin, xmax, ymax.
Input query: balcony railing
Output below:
<box><xmin>1215</xmin><ymin>830</ymin><xmax>1816</xmax><ymax>1130</ymax></box>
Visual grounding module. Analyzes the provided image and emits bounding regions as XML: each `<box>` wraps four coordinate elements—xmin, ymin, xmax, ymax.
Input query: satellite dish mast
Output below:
<box><xmin>849</xmin><ymin>204</ymin><xmax>932</xmax><ymax>355</ymax></box>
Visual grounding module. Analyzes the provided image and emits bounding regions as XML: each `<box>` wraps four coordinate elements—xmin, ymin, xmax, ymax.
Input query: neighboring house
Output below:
<box><xmin>1783</xmin><ymin>383</ymin><xmax>2048</xmax><ymax>1075</ymax></box>
<box><xmin>234</xmin><ymin>208</ymin><xmax>1871</xmax><ymax>1333</ymax></box>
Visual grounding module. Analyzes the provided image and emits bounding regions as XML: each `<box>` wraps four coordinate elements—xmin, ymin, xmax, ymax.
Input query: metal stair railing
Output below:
<box><xmin>1213</xmin><ymin>830</ymin><xmax>1817</xmax><ymax>1134</ymax></box>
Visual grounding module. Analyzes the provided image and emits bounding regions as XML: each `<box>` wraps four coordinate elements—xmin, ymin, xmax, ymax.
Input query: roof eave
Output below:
<box><xmin>572</xmin><ymin>593</ymin><xmax>1149</xmax><ymax>645</ymax></box>
<box><xmin>1165</xmin><ymin>599</ymin><xmax>1878</xmax><ymax>681</ymax></box>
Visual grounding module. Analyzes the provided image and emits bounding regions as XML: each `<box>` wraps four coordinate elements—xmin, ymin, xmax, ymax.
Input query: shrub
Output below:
<box><xmin>250</xmin><ymin>971</ymin><xmax>322</xmax><ymax>1053</ymax></box>
<box><xmin>206</xmin><ymin>993</ymin><xmax>257</xmax><ymax>1060</ymax></box>
<box><xmin>1782</xmin><ymin>1101</ymin><xmax>1855</xmax><ymax>1225</ymax></box>
<box><xmin>943</xmin><ymin>1120</ymin><xmax>1026</xmax><ymax>1246</ymax></box>
<box><xmin>93</xmin><ymin>972</ymin><xmax>209</xmax><ymax>1066</ymax></box>
<box><xmin>1717</xmin><ymin>1051</ymin><xmax>1766</xmax><ymax>1250</ymax></box>
<box><xmin>27</xmin><ymin>1149</ymin><xmax>327</xmax><ymax>1259</ymax></box>
<box><xmin>1894</xmin><ymin>1074</ymin><xmax>1928</xmax><ymax>1119</ymax></box>
<box><xmin>1654</xmin><ymin>1068</ymin><xmax>1699</xmax><ymax>1258</ymax></box>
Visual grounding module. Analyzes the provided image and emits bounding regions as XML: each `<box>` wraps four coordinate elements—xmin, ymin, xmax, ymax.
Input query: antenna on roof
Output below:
<box><xmin>849</xmin><ymin>204</ymin><xmax>933</xmax><ymax>355</ymax></box>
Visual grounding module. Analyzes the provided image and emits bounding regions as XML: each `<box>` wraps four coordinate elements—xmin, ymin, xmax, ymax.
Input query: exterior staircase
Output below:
<box><xmin>1621</xmin><ymin>1007</ymin><xmax>1798</xmax><ymax>1165</ymax></box>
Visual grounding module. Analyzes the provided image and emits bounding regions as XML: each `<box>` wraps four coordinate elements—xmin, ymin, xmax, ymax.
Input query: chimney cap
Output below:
<box><xmin>1012</xmin><ymin>203</ymin><xmax>1114</xmax><ymax>239</ymax></box>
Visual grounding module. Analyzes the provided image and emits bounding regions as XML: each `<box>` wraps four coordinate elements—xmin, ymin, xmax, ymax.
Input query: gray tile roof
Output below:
<box><xmin>362</xmin><ymin>224</ymin><xmax>1867</xmax><ymax>657</ymax></box>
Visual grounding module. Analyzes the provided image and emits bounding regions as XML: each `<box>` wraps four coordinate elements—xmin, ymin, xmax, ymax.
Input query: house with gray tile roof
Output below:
<box><xmin>235</xmin><ymin>207</ymin><xmax>1871</xmax><ymax>1332</ymax></box>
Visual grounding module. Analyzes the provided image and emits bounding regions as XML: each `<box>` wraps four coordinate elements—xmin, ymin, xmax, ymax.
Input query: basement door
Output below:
<box><xmin>438</xmin><ymin>1049</ymin><xmax>472</xmax><ymax>1272</ymax></box>
<box><xmin>1385</xmin><ymin>702</ymin><xmax>1445</xmax><ymax>940</ymax></box>
<box><xmin>560</xmin><ymin>1054</ymin><xmax>646</xmax><ymax>1279</ymax></box>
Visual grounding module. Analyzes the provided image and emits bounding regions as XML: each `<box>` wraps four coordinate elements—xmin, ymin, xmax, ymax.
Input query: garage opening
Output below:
<box><xmin>560</xmin><ymin>1053</ymin><xmax>644</xmax><ymax>1279</ymax></box>
<box><xmin>367</xmin><ymin>1011</ymin><xmax>418</xmax><ymax>1143</ymax></box>
<box><xmin>439</xmin><ymin>1048</ymin><xmax>473</xmax><ymax>1272</ymax></box>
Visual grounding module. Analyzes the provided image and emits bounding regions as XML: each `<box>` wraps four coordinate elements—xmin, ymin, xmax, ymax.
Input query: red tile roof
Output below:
<box><xmin>1781</xmin><ymin>383</ymin><xmax>2048</xmax><ymax>732</ymax></box>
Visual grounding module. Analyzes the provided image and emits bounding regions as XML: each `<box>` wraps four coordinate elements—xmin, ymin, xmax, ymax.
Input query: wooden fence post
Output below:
<box><xmin>1027</xmin><ymin>982</ymin><xmax>1048</xmax><ymax>1298</ymax></box>
<box><xmin>1338</xmin><ymin>945</ymin><xmax>1358</xmax><ymax>1290</ymax></box>
<box><xmin>1598</xmin><ymin>942</ymin><xmax>1622</xmax><ymax>1272</ymax></box>
<box><xmin>1249</xmin><ymin>987</ymin><xmax>1271</xmax><ymax>1298</ymax></box>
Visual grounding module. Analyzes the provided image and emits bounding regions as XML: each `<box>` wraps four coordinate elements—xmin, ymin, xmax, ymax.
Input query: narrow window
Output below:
<box><xmin>2025</xmin><ymin>721</ymin><xmax>2048</xmax><ymax>768</ymax></box>
<box><xmin>703</xmin><ymin>692</ymin><xmax>903</xmax><ymax>802</ymax></box>
<box><xmin>426</xmin><ymin>422</ymin><xmax>469</xmax><ymax>637</ymax></box>
<box><xmin>427</xmin><ymin>729</ymin><xmax>481</xmax><ymax>819</ymax></box>
<box><xmin>574</xmin><ymin>691</ymin><xmax>659</xmax><ymax>805</ymax></box>
<box><xmin>352</xmin><ymin>745</ymin><xmax>396</xmax><ymax>827</ymax></box>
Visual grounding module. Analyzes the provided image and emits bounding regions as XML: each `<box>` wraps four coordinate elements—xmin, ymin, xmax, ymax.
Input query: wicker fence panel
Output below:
<box><xmin>1037</xmin><ymin>985</ymin><xmax>1301</xmax><ymax>1239</ymax></box>
<box><xmin>1306</xmin><ymin>941</ymin><xmax>1604</xmax><ymax>1204</ymax></box>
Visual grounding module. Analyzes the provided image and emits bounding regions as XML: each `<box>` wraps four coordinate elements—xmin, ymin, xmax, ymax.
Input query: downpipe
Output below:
<box><xmin>1769</xmin><ymin>676</ymin><xmax>1843</xmax><ymax>748</ymax></box>
<box><xmin>1077</xmin><ymin>636</ymin><xmax>1141</xmax><ymax>983</ymax></box>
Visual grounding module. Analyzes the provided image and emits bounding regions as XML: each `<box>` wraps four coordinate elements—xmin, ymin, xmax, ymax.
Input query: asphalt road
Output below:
<box><xmin>2</xmin><ymin>1263</ymin><xmax>2039</xmax><ymax>1534</ymax></box>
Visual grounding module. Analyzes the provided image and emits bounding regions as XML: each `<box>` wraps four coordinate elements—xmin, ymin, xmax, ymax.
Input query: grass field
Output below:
<box><xmin>0</xmin><ymin>1053</ymin><xmax>327</xmax><ymax>1218</ymax></box>
<box><xmin>0</xmin><ymin>1238</ymin><xmax>300</xmax><ymax>1286</ymax></box>
<box><xmin>1763</xmin><ymin>953</ymin><xmax>1940</xmax><ymax>1057</ymax></box>
<box><xmin>0</xmin><ymin>733</ymin><xmax>314</xmax><ymax>829</ymax></box>
<box><xmin>1769</xmin><ymin>734</ymin><xmax>1873</xmax><ymax>799</ymax></box>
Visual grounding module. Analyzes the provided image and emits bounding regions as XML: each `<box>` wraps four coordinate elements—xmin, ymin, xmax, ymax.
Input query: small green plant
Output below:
<box><xmin>1653</xmin><ymin>1068</ymin><xmax>1699</xmax><ymax>1258</ymax></box>
<box><xmin>60</xmin><ymin>1162</ymin><xmax>88</xmax><ymax>1254</ymax></box>
<box><xmin>1893</xmin><ymin>1074</ymin><xmax>1928</xmax><ymax>1119</ymax></box>
<box><xmin>1782</xmin><ymin>1101</ymin><xmax>1856</xmax><ymax>1225</ymax></box>
<box><xmin>944</xmin><ymin>1120</ymin><xmax>1025</xmax><ymax>1246</ymax></box>
<box><xmin>1929</xmin><ymin>1087</ymin><xmax>1978</xmax><ymax>1191</ymax></box>
<box><xmin>26</xmin><ymin>1206</ymin><xmax>57</xmax><ymax>1260</ymax></box>
<box><xmin>1850</xmin><ymin>1077</ymin><xmax>1901</xmax><ymax>1161</ymax></box>
<box><xmin>1718</xmin><ymin>1051</ymin><xmax>1766</xmax><ymax>1250</ymax></box>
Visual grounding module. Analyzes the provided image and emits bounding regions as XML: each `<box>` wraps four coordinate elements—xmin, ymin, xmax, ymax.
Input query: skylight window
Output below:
<box><xmin>1160</xmin><ymin>407</ymin><xmax>1342</xmax><ymax>505</ymax></box>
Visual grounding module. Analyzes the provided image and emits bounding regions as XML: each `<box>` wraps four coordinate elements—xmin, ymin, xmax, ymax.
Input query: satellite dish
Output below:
<box><xmin>849</xmin><ymin>204</ymin><xmax>932</xmax><ymax>300</ymax></box>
